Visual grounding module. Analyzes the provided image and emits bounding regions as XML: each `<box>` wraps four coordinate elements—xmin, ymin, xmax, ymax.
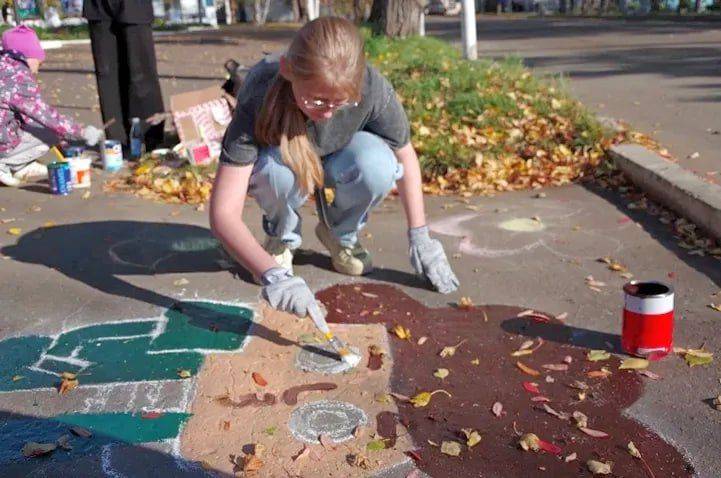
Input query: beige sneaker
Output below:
<box><xmin>315</xmin><ymin>221</ymin><xmax>372</xmax><ymax>276</ymax></box>
<box><xmin>263</xmin><ymin>236</ymin><xmax>294</xmax><ymax>273</ymax></box>
<box><xmin>13</xmin><ymin>161</ymin><xmax>48</xmax><ymax>181</ymax></box>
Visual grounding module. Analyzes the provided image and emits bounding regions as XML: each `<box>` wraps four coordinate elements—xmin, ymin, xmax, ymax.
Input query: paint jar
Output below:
<box><xmin>47</xmin><ymin>161</ymin><xmax>72</xmax><ymax>195</ymax></box>
<box><xmin>63</xmin><ymin>146</ymin><xmax>85</xmax><ymax>158</ymax></box>
<box><xmin>102</xmin><ymin>140</ymin><xmax>124</xmax><ymax>172</ymax></box>
<box><xmin>622</xmin><ymin>281</ymin><xmax>674</xmax><ymax>360</ymax></box>
<box><xmin>68</xmin><ymin>156</ymin><xmax>92</xmax><ymax>188</ymax></box>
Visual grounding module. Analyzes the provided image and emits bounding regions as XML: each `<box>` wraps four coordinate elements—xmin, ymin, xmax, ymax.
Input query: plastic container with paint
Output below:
<box><xmin>622</xmin><ymin>281</ymin><xmax>674</xmax><ymax>360</ymax></box>
<box><xmin>68</xmin><ymin>156</ymin><xmax>92</xmax><ymax>188</ymax></box>
<box><xmin>102</xmin><ymin>140</ymin><xmax>124</xmax><ymax>172</ymax></box>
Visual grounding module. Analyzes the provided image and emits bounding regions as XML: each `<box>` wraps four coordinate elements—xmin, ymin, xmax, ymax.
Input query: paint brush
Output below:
<box><xmin>308</xmin><ymin>306</ymin><xmax>361</xmax><ymax>367</ymax></box>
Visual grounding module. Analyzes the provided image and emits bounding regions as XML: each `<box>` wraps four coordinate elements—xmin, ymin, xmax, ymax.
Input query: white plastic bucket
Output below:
<box><xmin>68</xmin><ymin>157</ymin><xmax>92</xmax><ymax>188</ymax></box>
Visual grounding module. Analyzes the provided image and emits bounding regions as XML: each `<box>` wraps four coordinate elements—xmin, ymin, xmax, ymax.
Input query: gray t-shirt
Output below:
<box><xmin>220</xmin><ymin>56</ymin><xmax>411</xmax><ymax>166</ymax></box>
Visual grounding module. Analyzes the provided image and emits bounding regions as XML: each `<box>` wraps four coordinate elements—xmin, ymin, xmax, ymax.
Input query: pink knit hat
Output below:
<box><xmin>2</xmin><ymin>25</ymin><xmax>46</xmax><ymax>61</ymax></box>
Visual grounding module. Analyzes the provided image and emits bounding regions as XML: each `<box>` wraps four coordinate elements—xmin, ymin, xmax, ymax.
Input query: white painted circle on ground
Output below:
<box><xmin>288</xmin><ymin>400</ymin><xmax>368</xmax><ymax>444</ymax></box>
<box><xmin>295</xmin><ymin>342</ymin><xmax>360</xmax><ymax>374</ymax></box>
<box><xmin>498</xmin><ymin>218</ymin><xmax>546</xmax><ymax>232</ymax></box>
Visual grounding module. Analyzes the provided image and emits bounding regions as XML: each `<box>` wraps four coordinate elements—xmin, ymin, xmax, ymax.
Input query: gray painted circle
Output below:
<box><xmin>295</xmin><ymin>342</ymin><xmax>360</xmax><ymax>374</ymax></box>
<box><xmin>288</xmin><ymin>400</ymin><xmax>368</xmax><ymax>444</ymax></box>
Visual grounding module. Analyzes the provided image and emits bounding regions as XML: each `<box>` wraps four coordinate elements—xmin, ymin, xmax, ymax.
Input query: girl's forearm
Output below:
<box><xmin>395</xmin><ymin>143</ymin><xmax>427</xmax><ymax>229</ymax></box>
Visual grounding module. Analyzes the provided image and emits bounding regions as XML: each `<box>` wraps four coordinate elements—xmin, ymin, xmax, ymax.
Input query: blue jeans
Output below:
<box><xmin>249</xmin><ymin>132</ymin><xmax>404</xmax><ymax>249</ymax></box>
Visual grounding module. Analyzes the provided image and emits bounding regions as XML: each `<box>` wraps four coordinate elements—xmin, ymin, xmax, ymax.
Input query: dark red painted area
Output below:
<box><xmin>215</xmin><ymin>392</ymin><xmax>277</xmax><ymax>408</ymax></box>
<box><xmin>282</xmin><ymin>382</ymin><xmax>338</xmax><ymax>405</ymax></box>
<box><xmin>317</xmin><ymin>284</ymin><xmax>693</xmax><ymax>478</ymax></box>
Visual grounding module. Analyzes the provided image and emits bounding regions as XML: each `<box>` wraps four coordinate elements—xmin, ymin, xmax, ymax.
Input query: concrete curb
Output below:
<box><xmin>39</xmin><ymin>26</ymin><xmax>220</xmax><ymax>50</ymax></box>
<box><xmin>609</xmin><ymin>143</ymin><xmax>721</xmax><ymax>242</ymax></box>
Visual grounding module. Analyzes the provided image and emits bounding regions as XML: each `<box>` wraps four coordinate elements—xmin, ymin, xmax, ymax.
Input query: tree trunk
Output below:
<box><xmin>352</xmin><ymin>0</ymin><xmax>365</xmax><ymax>22</ymax></box>
<box><xmin>369</xmin><ymin>0</ymin><xmax>423</xmax><ymax>37</ymax></box>
<box><xmin>253</xmin><ymin>0</ymin><xmax>271</xmax><ymax>24</ymax></box>
<box><xmin>694</xmin><ymin>0</ymin><xmax>702</xmax><ymax>12</ymax></box>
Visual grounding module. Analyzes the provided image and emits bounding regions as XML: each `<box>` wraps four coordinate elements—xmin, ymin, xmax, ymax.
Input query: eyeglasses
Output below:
<box><xmin>300</xmin><ymin>96</ymin><xmax>359</xmax><ymax>111</ymax></box>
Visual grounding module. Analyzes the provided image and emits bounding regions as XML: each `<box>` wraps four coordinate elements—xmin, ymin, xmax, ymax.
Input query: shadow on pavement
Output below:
<box><xmin>501</xmin><ymin>316</ymin><xmax>624</xmax><ymax>353</ymax></box>
<box><xmin>0</xmin><ymin>411</ymin><xmax>227</xmax><ymax>477</ymax></box>
<box><xmin>582</xmin><ymin>181</ymin><xmax>721</xmax><ymax>289</ymax></box>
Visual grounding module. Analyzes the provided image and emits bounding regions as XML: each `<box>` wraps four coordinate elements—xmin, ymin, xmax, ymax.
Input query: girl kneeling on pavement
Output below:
<box><xmin>210</xmin><ymin>17</ymin><xmax>459</xmax><ymax>318</ymax></box>
<box><xmin>0</xmin><ymin>26</ymin><xmax>101</xmax><ymax>187</ymax></box>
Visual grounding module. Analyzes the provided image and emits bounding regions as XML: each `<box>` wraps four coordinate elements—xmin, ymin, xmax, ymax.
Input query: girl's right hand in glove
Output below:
<box><xmin>260</xmin><ymin>267</ymin><xmax>320</xmax><ymax>318</ymax></box>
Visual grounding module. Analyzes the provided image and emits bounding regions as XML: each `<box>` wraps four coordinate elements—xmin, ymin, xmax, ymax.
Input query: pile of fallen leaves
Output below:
<box><xmin>105</xmin><ymin>156</ymin><xmax>214</xmax><ymax>207</ymax></box>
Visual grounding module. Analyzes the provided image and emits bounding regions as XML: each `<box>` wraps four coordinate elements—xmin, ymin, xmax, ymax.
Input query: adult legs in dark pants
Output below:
<box><xmin>88</xmin><ymin>21</ymin><xmax>165</xmax><ymax>151</ymax></box>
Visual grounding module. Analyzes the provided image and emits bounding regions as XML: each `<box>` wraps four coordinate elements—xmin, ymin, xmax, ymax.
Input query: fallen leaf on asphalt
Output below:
<box><xmin>546</xmin><ymin>376</ymin><xmax>555</xmax><ymax>383</ymax></box>
<box><xmin>7</xmin><ymin>227</ymin><xmax>21</xmax><ymax>236</ymax></box>
<box><xmin>638</xmin><ymin>370</ymin><xmax>661</xmax><ymax>380</ymax></box>
<box><xmin>70</xmin><ymin>426</ymin><xmax>92</xmax><ymax>438</ymax></box>
<box><xmin>517</xmin><ymin>310</ymin><xmax>552</xmax><ymax>322</ymax></box>
<box><xmin>619</xmin><ymin>358</ymin><xmax>649</xmax><ymax>370</ymax></box>
<box><xmin>542</xmin><ymin>363</ymin><xmax>569</xmax><ymax>371</ymax></box>
<box><xmin>556</xmin><ymin>312</ymin><xmax>568</xmax><ymax>321</ymax></box>
<box><xmin>709</xmin><ymin>304</ymin><xmax>721</xmax><ymax>312</ymax></box>
<box><xmin>348</xmin><ymin>453</ymin><xmax>371</xmax><ymax>469</ymax></box>
<box><xmin>439</xmin><ymin>339</ymin><xmax>466</xmax><ymax>358</ymax></box>
<box><xmin>492</xmin><ymin>402</ymin><xmax>503</xmax><ymax>417</ymax></box>
<box><xmin>177</xmin><ymin>369</ymin><xmax>192</xmax><ymax>379</ymax></box>
<box><xmin>59</xmin><ymin>374</ymin><xmax>78</xmax><ymax>395</ymax></box>
<box><xmin>242</xmin><ymin>454</ymin><xmax>264</xmax><ymax>473</ymax></box>
<box><xmin>417</xmin><ymin>336</ymin><xmax>428</xmax><ymax>345</ymax></box>
<box><xmin>711</xmin><ymin>396</ymin><xmax>721</xmax><ymax>411</ymax></box>
<box><xmin>389</xmin><ymin>392</ymin><xmax>411</xmax><ymax>402</ymax></box>
<box><xmin>577</xmin><ymin>391</ymin><xmax>587</xmax><ymax>401</ymax></box>
<box><xmin>410</xmin><ymin>389</ymin><xmax>451</xmax><ymax>408</ymax></box>
<box><xmin>81</xmin><ymin>191</ymin><xmax>91</xmax><ymax>200</ymax></box>
<box><xmin>563</xmin><ymin>355</ymin><xmax>573</xmax><ymax>364</ymax></box>
<box><xmin>587</xmin><ymin>350</ymin><xmax>611</xmax><ymax>362</ymax></box>
<box><xmin>684</xmin><ymin>349</ymin><xmax>713</xmax><ymax>367</ymax></box>
<box><xmin>252</xmin><ymin>372</ymin><xmax>268</xmax><ymax>387</ymax></box>
<box><xmin>471</xmin><ymin>358</ymin><xmax>480</xmax><ymax>365</ymax></box>
<box><xmin>572</xmin><ymin>411</ymin><xmax>588</xmax><ymax>428</ymax></box>
<box><xmin>628</xmin><ymin>441</ymin><xmax>642</xmax><ymax>459</ymax></box>
<box><xmin>518</xmin><ymin>433</ymin><xmax>540</xmax><ymax>452</ymax></box>
<box><xmin>361</xmin><ymin>292</ymin><xmax>378</xmax><ymax>298</ymax></box>
<box><xmin>587</xmin><ymin>459</ymin><xmax>612</xmax><ymax>475</ymax></box>
<box><xmin>579</xmin><ymin>427</ymin><xmax>610</xmax><ymax>438</ymax></box>
<box><xmin>319</xmin><ymin>433</ymin><xmax>336</xmax><ymax>450</ymax></box>
<box><xmin>374</xmin><ymin>393</ymin><xmax>392</xmax><ymax>404</ymax></box>
<box><xmin>441</xmin><ymin>440</ymin><xmax>462</xmax><ymax>456</ymax></box>
<box><xmin>565</xmin><ymin>452</ymin><xmax>577</xmax><ymax>463</ymax></box>
<box><xmin>391</xmin><ymin>324</ymin><xmax>411</xmax><ymax>340</ymax></box>
<box><xmin>22</xmin><ymin>442</ymin><xmax>57</xmax><ymax>457</ymax></box>
<box><xmin>569</xmin><ymin>380</ymin><xmax>589</xmax><ymax>390</ymax></box>
<box><xmin>511</xmin><ymin>340</ymin><xmax>535</xmax><ymax>357</ymax></box>
<box><xmin>522</xmin><ymin>382</ymin><xmax>540</xmax><ymax>394</ymax></box>
<box><xmin>462</xmin><ymin>429</ymin><xmax>482</xmax><ymax>448</ymax></box>
<box><xmin>11</xmin><ymin>375</ymin><xmax>23</xmax><ymax>382</ymax></box>
<box><xmin>0</xmin><ymin>218</ymin><xmax>16</xmax><ymax>224</ymax></box>
<box><xmin>542</xmin><ymin>403</ymin><xmax>569</xmax><ymax>420</ymax></box>
<box><xmin>588</xmin><ymin>368</ymin><xmax>612</xmax><ymax>379</ymax></box>
<box><xmin>585</xmin><ymin>275</ymin><xmax>606</xmax><ymax>288</ymax></box>
<box><xmin>457</xmin><ymin>296</ymin><xmax>473</xmax><ymax>309</ymax></box>
<box><xmin>516</xmin><ymin>361</ymin><xmax>540</xmax><ymax>376</ymax></box>
<box><xmin>530</xmin><ymin>396</ymin><xmax>551</xmax><ymax>402</ymax></box>
<box><xmin>434</xmin><ymin>368</ymin><xmax>449</xmax><ymax>379</ymax></box>
<box><xmin>173</xmin><ymin>278</ymin><xmax>189</xmax><ymax>287</ymax></box>
<box><xmin>43</xmin><ymin>221</ymin><xmax>56</xmax><ymax>228</ymax></box>
<box><xmin>57</xmin><ymin>435</ymin><xmax>72</xmax><ymax>450</ymax></box>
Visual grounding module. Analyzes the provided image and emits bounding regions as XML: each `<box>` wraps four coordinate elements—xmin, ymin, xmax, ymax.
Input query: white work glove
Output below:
<box><xmin>81</xmin><ymin>125</ymin><xmax>103</xmax><ymax>146</ymax></box>
<box><xmin>261</xmin><ymin>267</ymin><xmax>322</xmax><ymax>318</ymax></box>
<box><xmin>409</xmin><ymin>225</ymin><xmax>460</xmax><ymax>294</ymax></box>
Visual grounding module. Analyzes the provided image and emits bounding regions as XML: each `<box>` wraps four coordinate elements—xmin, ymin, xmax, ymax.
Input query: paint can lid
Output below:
<box><xmin>623</xmin><ymin>281</ymin><xmax>674</xmax><ymax>299</ymax></box>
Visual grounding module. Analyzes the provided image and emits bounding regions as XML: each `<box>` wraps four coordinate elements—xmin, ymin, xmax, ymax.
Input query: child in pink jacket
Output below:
<box><xmin>0</xmin><ymin>26</ymin><xmax>102</xmax><ymax>187</ymax></box>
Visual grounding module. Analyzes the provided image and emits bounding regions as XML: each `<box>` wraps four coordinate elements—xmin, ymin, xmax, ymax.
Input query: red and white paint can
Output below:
<box><xmin>622</xmin><ymin>281</ymin><xmax>674</xmax><ymax>360</ymax></box>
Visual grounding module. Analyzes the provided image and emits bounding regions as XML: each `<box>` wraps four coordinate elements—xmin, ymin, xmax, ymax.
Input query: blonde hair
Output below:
<box><xmin>255</xmin><ymin>17</ymin><xmax>366</xmax><ymax>195</ymax></box>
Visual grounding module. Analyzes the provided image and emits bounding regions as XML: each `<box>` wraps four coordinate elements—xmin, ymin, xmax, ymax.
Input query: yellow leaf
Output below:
<box><xmin>7</xmin><ymin>227</ymin><xmax>21</xmax><ymax>236</ymax></box>
<box><xmin>516</xmin><ymin>361</ymin><xmax>540</xmax><ymax>376</ymax></box>
<box><xmin>471</xmin><ymin>358</ymin><xmax>480</xmax><ymax>365</ymax></box>
<box><xmin>439</xmin><ymin>339</ymin><xmax>466</xmax><ymax>358</ymax></box>
<box><xmin>43</xmin><ymin>221</ymin><xmax>56</xmax><ymax>228</ymax></box>
<box><xmin>433</xmin><ymin>368</ymin><xmax>449</xmax><ymax>379</ymax></box>
<box><xmin>627</xmin><ymin>441</ymin><xmax>642</xmax><ymax>459</ymax></box>
<box><xmin>177</xmin><ymin>369</ymin><xmax>192</xmax><ymax>379</ymax></box>
<box><xmin>519</xmin><ymin>433</ymin><xmax>540</xmax><ymax>452</ymax></box>
<box><xmin>708</xmin><ymin>303</ymin><xmax>721</xmax><ymax>313</ymax></box>
<box><xmin>81</xmin><ymin>191</ymin><xmax>91</xmax><ymax>200</ymax></box>
<box><xmin>587</xmin><ymin>460</ymin><xmax>612</xmax><ymax>475</ymax></box>
<box><xmin>391</xmin><ymin>324</ymin><xmax>411</xmax><ymax>340</ymax></box>
<box><xmin>587</xmin><ymin>350</ymin><xmax>611</xmax><ymax>362</ymax></box>
<box><xmin>462</xmin><ymin>429</ymin><xmax>481</xmax><ymax>448</ymax></box>
<box><xmin>511</xmin><ymin>349</ymin><xmax>533</xmax><ymax>357</ymax></box>
<box><xmin>410</xmin><ymin>389</ymin><xmax>451</xmax><ymax>408</ymax></box>
<box><xmin>684</xmin><ymin>348</ymin><xmax>713</xmax><ymax>367</ymax></box>
<box><xmin>440</xmin><ymin>440</ymin><xmax>462</xmax><ymax>456</ymax></box>
<box><xmin>619</xmin><ymin>358</ymin><xmax>649</xmax><ymax>370</ymax></box>
<box><xmin>457</xmin><ymin>296</ymin><xmax>473</xmax><ymax>309</ymax></box>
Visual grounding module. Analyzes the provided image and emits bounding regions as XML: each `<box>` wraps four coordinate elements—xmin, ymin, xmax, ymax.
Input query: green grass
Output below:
<box><xmin>0</xmin><ymin>21</ymin><xmax>208</xmax><ymax>41</ymax></box>
<box><xmin>364</xmin><ymin>33</ymin><xmax>610</xmax><ymax>184</ymax></box>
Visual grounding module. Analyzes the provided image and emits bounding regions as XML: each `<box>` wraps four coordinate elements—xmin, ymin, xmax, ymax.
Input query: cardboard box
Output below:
<box><xmin>170</xmin><ymin>87</ymin><xmax>232</xmax><ymax>164</ymax></box>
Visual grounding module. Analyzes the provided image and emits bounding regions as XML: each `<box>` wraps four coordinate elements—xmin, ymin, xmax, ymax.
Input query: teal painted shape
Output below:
<box><xmin>0</xmin><ymin>301</ymin><xmax>253</xmax><ymax>392</ymax></box>
<box><xmin>56</xmin><ymin>412</ymin><xmax>192</xmax><ymax>444</ymax></box>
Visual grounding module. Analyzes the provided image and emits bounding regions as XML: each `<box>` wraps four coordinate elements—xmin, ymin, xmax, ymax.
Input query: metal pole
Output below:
<box><xmin>225</xmin><ymin>0</ymin><xmax>232</xmax><ymax>23</ymax></box>
<box><xmin>461</xmin><ymin>0</ymin><xmax>477</xmax><ymax>60</ymax></box>
<box><xmin>419</xmin><ymin>12</ymin><xmax>425</xmax><ymax>36</ymax></box>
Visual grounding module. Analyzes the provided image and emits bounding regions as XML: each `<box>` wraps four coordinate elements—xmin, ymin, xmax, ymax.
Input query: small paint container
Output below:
<box><xmin>47</xmin><ymin>161</ymin><xmax>72</xmax><ymax>195</ymax></box>
<box><xmin>102</xmin><ymin>140</ymin><xmax>124</xmax><ymax>172</ymax></box>
<box><xmin>63</xmin><ymin>146</ymin><xmax>85</xmax><ymax>158</ymax></box>
<box><xmin>68</xmin><ymin>156</ymin><xmax>92</xmax><ymax>188</ymax></box>
<box><xmin>622</xmin><ymin>281</ymin><xmax>674</xmax><ymax>360</ymax></box>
